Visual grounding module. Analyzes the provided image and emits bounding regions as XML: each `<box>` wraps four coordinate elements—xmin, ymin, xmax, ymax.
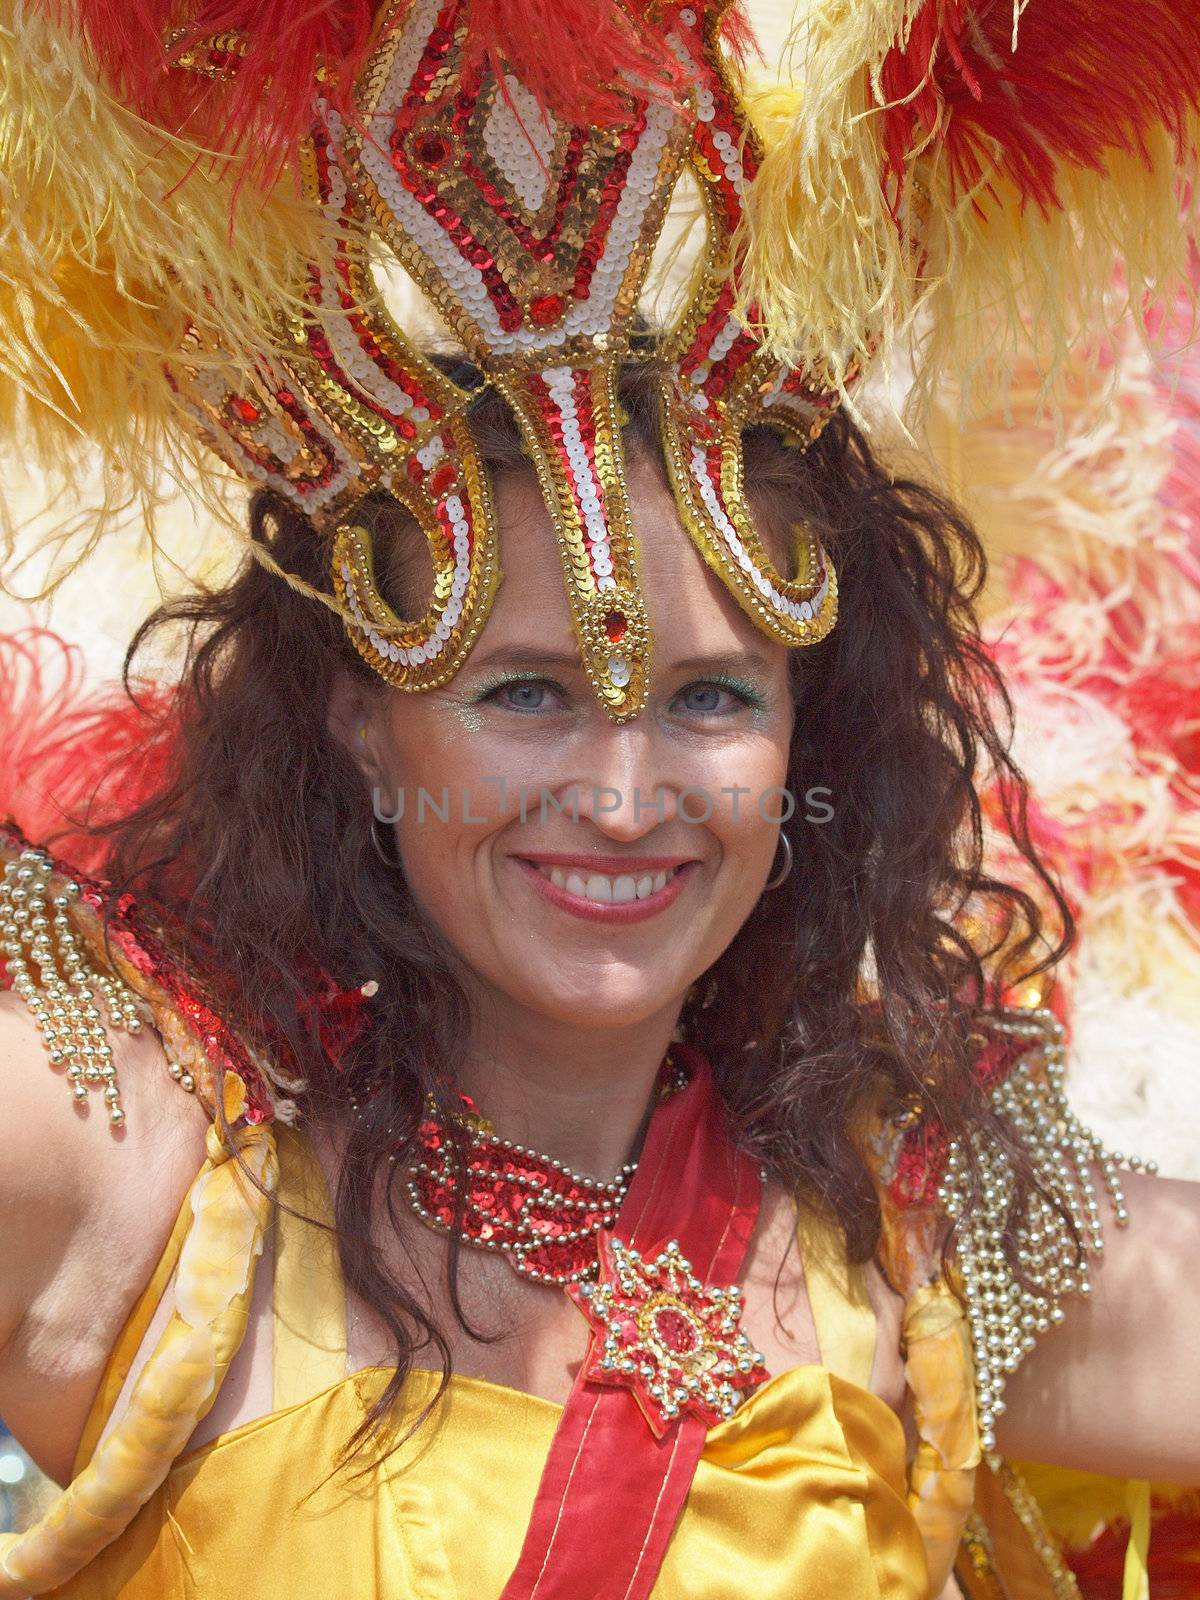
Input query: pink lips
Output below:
<box><xmin>514</xmin><ymin>857</ymin><xmax>697</xmax><ymax>923</ymax></box>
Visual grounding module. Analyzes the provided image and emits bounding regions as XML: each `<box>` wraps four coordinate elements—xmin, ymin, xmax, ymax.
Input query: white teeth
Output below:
<box><xmin>540</xmin><ymin>864</ymin><xmax>681</xmax><ymax>904</ymax></box>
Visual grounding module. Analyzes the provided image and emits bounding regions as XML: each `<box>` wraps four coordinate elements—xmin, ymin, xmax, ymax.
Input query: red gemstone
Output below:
<box><xmin>430</xmin><ymin>463</ymin><xmax>457</xmax><ymax>496</ymax></box>
<box><xmin>528</xmin><ymin>293</ymin><xmax>564</xmax><ymax>327</ymax></box>
<box><xmin>414</xmin><ymin>130</ymin><xmax>451</xmax><ymax>168</ymax></box>
<box><xmin>229</xmin><ymin>396</ymin><xmax>260</xmax><ymax>424</ymax></box>
<box><xmin>652</xmin><ymin>1306</ymin><xmax>701</xmax><ymax>1356</ymax></box>
<box><xmin>604</xmin><ymin>609</ymin><xmax>626</xmax><ymax>643</ymax></box>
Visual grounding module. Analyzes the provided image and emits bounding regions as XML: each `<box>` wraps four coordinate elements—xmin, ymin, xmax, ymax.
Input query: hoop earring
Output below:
<box><xmin>370</xmin><ymin>814</ymin><xmax>402</xmax><ymax>869</ymax></box>
<box><xmin>763</xmin><ymin>830</ymin><xmax>793</xmax><ymax>891</ymax></box>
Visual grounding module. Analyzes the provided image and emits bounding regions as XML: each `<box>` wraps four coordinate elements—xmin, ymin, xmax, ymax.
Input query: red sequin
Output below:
<box><xmin>528</xmin><ymin>293</ymin><xmax>565</xmax><ymax>327</ymax></box>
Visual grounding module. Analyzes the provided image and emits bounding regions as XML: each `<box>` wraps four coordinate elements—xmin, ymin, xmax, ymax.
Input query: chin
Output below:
<box><xmin>509</xmin><ymin>978</ymin><xmax>680</xmax><ymax>1032</ymax></box>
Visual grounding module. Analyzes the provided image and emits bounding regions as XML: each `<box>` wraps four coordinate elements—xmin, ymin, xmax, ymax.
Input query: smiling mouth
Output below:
<box><xmin>529</xmin><ymin>862</ymin><xmax>686</xmax><ymax>905</ymax></box>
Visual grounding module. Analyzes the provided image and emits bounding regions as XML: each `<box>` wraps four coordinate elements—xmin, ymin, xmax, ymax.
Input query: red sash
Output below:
<box><xmin>498</xmin><ymin>1042</ymin><xmax>763</xmax><ymax>1600</ymax></box>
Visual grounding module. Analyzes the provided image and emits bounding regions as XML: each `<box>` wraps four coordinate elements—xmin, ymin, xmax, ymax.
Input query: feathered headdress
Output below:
<box><xmin>2</xmin><ymin>0</ymin><xmax>1199</xmax><ymax>719</ymax></box>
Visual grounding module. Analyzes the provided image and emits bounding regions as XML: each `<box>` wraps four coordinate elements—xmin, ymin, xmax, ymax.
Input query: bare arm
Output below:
<box><xmin>994</xmin><ymin>1167</ymin><xmax>1200</xmax><ymax>1482</ymax></box>
<box><xmin>0</xmin><ymin>993</ymin><xmax>91</xmax><ymax>1359</ymax></box>
<box><xmin>0</xmin><ymin>990</ymin><xmax>209</xmax><ymax>1483</ymax></box>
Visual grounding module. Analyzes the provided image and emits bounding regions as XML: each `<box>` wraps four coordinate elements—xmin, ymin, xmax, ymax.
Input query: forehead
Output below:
<box><xmin>478</xmin><ymin>451</ymin><xmax>791</xmax><ymax>672</ymax></box>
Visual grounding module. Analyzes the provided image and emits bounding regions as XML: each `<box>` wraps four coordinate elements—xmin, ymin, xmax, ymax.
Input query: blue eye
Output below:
<box><xmin>474</xmin><ymin>676</ymin><xmax>563</xmax><ymax>713</ymax></box>
<box><xmin>675</xmin><ymin>679</ymin><xmax>763</xmax><ymax>716</ymax></box>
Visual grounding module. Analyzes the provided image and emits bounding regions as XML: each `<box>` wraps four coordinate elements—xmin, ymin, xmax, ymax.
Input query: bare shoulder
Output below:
<box><xmin>0</xmin><ymin>989</ymin><xmax>210</xmax><ymax>1482</ymax></box>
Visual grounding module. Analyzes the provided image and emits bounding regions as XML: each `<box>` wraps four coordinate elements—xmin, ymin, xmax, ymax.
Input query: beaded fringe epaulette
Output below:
<box><xmin>933</xmin><ymin>1009</ymin><xmax>1155</xmax><ymax>1455</ymax></box>
<box><xmin>0</xmin><ymin>821</ymin><xmax>290</xmax><ymax>1124</ymax></box>
<box><xmin>1</xmin><ymin>844</ymin><xmax>148</xmax><ymax>1125</ymax></box>
<box><xmin>867</xmin><ymin>1003</ymin><xmax>1157</xmax><ymax>1600</ymax></box>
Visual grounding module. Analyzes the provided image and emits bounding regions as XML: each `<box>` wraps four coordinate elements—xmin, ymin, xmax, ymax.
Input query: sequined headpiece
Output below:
<box><xmin>5</xmin><ymin>0</ymin><xmax>1198</xmax><ymax>720</ymax></box>
<box><xmin>172</xmin><ymin>0</ymin><xmax>840</xmax><ymax>721</ymax></box>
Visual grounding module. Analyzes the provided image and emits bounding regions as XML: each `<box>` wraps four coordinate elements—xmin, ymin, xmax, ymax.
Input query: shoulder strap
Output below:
<box><xmin>70</xmin><ymin>1157</ymin><xmax>211</xmax><ymax>1479</ymax></box>
<box><xmin>271</xmin><ymin>1123</ymin><xmax>349</xmax><ymax>1408</ymax></box>
<box><xmin>795</xmin><ymin>1200</ymin><xmax>877</xmax><ymax>1392</ymax></box>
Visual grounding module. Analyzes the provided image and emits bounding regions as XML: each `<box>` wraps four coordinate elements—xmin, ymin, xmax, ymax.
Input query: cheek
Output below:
<box><xmin>706</xmin><ymin>748</ymin><xmax>793</xmax><ymax>874</ymax></box>
<box><xmin>377</xmin><ymin>697</ymin><xmax>556</xmax><ymax>802</ymax></box>
<box><xmin>371</xmin><ymin>705</ymin><xmax>528</xmax><ymax>915</ymax></box>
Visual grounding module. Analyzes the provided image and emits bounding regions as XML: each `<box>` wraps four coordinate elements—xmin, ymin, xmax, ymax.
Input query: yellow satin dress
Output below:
<box><xmin>48</xmin><ymin>1125</ymin><xmax>931</xmax><ymax>1599</ymax></box>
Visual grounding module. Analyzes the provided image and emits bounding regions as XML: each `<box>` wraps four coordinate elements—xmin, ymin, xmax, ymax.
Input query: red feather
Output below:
<box><xmin>36</xmin><ymin>0</ymin><xmax>377</xmax><ymax>189</ymax></box>
<box><xmin>1066</xmin><ymin>1503</ymin><xmax>1200</xmax><ymax>1600</ymax></box>
<box><xmin>446</xmin><ymin>0</ymin><xmax>757</xmax><ymax>133</ymax></box>
<box><xmin>876</xmin><ymin>0</ymin><xmax>1200</xmax><ymax>216</ymax></box>
<box><xmin>41</xmin><ymin>0</ymin><xmax>755</xmax><ymax>185</ymax></box>
<box><xmin>0</xmin><ymin>626</ymin><xmax>179</xmax><ymax>877</ymax></box>
<box><xmin>455</xmin><ymin>0</ymin><xmax>691</xmax><ymax>128</ymax></box>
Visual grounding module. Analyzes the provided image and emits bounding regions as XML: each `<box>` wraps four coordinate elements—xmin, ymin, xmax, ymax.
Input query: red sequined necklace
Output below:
<box><xmin>401</xmin><ymin>1049</ymin><xmax>692</xmax><ymax>1285</ymax></box>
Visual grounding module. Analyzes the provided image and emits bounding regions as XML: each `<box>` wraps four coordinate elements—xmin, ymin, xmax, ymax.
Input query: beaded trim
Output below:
<box><xmin>0</xmin><ymin>845</ymin><xmax>186</xmax><ymax>1125</ymax></box>
<box><xmin>0</xmin><ymin>833</ymin><xmax>287</xmax><ymax>1125</ymax></box>
<box><xmin>404</xmin><ymin>1126</ymin><xmax>636</xmax><ymax>1285</ymax></box>
<box><xmin>401</xmin><ymin>1052</ymin><xmax>692</xmax><ymax>1284</ymax></box>
<box><xmin>166</xmin><ymin>0</ymin><xmax>843</xmax><ymax>720</ymax></box>
<box><xmin>656</xmin><ymin>8</ymin><xmax>840</xmax><ymax>650</ymax></box>
<box><xmin>983</xmin><ymin>1459</ymin><xmax>1084</xmax><ymax>1600</ymax></box>
<box><xmin>935</xmin><ymin>1007</ymin><xmax>1156</xmax><ymax>1454</ymax></box>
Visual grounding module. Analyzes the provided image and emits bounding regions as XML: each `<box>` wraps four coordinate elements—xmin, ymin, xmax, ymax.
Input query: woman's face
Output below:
<box><xmin>351</xmin><ymin>451</ymin><xmax>795</xmax><ymax>1031</ymax></box>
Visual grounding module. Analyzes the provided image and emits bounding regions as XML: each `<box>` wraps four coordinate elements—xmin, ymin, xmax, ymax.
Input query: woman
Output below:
<box><xmin>1</xmin><ymin>0</ymin><xmax>1199</xmax><ymax>1595</ymax></box>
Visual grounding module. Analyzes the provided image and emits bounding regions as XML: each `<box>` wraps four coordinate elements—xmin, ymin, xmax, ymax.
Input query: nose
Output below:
<box><xmin>561</xmin><ymin>718</ymin><xmax>683</xmax><ymax>842</ymax></box>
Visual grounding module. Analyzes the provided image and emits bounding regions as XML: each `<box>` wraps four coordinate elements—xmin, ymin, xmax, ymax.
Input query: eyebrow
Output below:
<box><xmin>466</xmin><ymin>647</ymin><xmax>773</xmax><ymax>675</ymax></box>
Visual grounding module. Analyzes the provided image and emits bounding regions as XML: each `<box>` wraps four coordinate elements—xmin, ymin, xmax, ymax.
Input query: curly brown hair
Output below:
<box><xmin>79</xmin><ymin>356</ymin><xmax>1073</xmax><ymax>1471</ymax></box>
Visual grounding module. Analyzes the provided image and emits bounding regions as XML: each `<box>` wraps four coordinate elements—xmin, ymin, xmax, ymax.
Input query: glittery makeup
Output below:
<box><xmin>459</xmin><ymin>666</ymin><xmax>773</xmax><ymax>724</ymax></box>
<box><xmin>676</xmin><ymin>671</ymin><xmax>774</xmax><ymax>729</ymax></box>
<box><xmin>467</xmin><ymin>669</ymin><xmax>561</xmax><ymax>716</ymax></box>
<box><xmin>450</xmin><ymin>701</ymin><xmax>486</xmax><ymax>733</ymax></box>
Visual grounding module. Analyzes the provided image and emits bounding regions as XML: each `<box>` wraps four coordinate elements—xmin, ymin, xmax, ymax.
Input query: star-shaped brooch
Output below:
<box><xmin>565</xmin><ymin>1232</ymin><xmax>769</xmax><ymax>1438</ymax></box>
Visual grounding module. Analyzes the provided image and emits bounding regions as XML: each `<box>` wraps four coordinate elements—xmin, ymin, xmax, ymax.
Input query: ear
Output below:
<box><xmin>327</xmin><ymin>667</ymin><xmax>389</xmax><ymax>789</ymax></box>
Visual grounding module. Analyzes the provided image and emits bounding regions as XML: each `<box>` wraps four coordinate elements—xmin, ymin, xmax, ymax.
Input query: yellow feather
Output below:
<box><xmin>734</xmin><ymin>0</ymin><xmax>923</xmax><ymax>417</ymax></box>
<box><xmin>0</xmin><ymin>0</ymin><xmax>369</xmax><ymax>608</ymax></box>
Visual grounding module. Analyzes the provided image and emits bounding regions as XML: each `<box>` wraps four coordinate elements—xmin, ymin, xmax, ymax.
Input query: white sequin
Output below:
<box><xmin>483</xmin><ymin>74</ymin><xmax>558</xmax><ymax>211</ymax></box>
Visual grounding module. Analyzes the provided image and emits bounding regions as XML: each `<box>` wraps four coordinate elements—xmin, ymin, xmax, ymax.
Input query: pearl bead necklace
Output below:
<box><xmin>400</xmin><ymin>1054</ymin><xmax>692</xmax><ymax>1285</ymax></box>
